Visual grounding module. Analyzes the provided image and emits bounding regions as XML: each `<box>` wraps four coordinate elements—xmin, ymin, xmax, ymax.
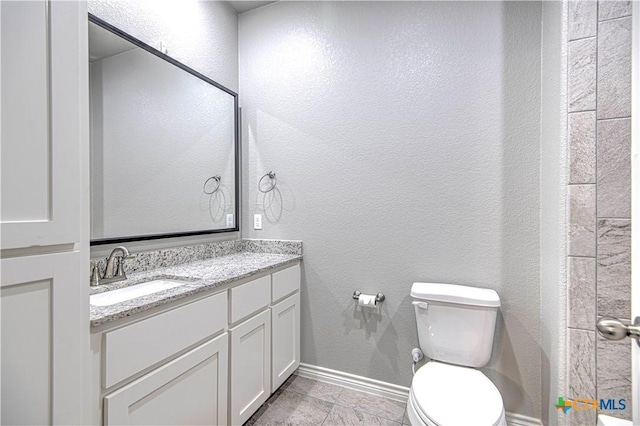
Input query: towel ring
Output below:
<box><xmin>203</xmin><ymin>175</ymin><xmax>221</xmax><ymax>194</ymax></box>
<box><xmin>259</xmin><ymin>171</ymin><xmax>277</xmax><ymax>193</ymax></box>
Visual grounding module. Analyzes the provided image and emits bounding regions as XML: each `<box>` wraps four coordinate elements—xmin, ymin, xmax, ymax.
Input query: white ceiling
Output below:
<box><xmin>226</xmin><ymin>1</ymin><xmax>276</xmax><ymax>14</ymax></box>
<box><xmin>89</xmin><ymin>22</ymin><xmax>137</xmax><ymax>62</ymax></box>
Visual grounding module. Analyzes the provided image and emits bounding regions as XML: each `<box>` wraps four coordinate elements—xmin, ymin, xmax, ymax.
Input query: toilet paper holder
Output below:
<box><xmin>352</xmin><ymin>290</ymin><xmax>385</xmax><ymax>304</ymax></box>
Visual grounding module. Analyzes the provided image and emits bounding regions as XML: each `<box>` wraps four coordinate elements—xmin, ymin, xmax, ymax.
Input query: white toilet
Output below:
<box><xmin>407</xmin><ymin>282</ymin><xmax>507</xmax><ymax>426</ymax></box>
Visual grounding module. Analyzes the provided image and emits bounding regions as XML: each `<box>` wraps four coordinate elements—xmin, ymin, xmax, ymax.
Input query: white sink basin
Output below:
<box><xmin>90</xmin><ymin>279</ymin><xmax>189</xmax><ymax>306</ymax></box>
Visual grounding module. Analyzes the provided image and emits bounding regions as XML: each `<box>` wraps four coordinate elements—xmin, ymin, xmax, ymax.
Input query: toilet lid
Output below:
<box><xmin>411</xmin><ymin>362</ymin><xmax>504</xmax><ymax>426</ymax></box>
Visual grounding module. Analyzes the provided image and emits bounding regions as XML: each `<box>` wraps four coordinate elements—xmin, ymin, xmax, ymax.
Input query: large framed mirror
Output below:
<box><xmin>88</xmin><ymin>14</ymin><xmax>239</xmax><ymax>245</ymax></box>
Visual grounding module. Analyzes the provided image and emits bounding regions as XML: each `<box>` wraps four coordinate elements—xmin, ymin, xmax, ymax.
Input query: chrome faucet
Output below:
<box><xmin>90</xmin><ymin>246</ymin><xmax>132</xmax><ymax>286</ymax></box>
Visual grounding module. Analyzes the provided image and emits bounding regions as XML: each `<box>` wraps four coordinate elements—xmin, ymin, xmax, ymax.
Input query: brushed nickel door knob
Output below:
<box><xmin>597</xmin><ymin>316</ymin><xmax>640</xmax><ymax>346</ymax></box>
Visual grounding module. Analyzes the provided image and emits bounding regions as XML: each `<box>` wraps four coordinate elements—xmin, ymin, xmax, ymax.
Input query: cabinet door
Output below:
<box><xmin>1</xmin><ymin>0</ymin><xmax>84</xmax><ymax>249</ymax></box>
<box><xmin>271</xmin><ymin>292</ymin><xmax>300</xmax><ymax>392</ymax></box>
<box><xmin>104</xmin><ymin>333</ymin><xmax>229</xmax><ymax>426</ymax></box>
<box><xmin>1</xmin><ymin>1</ymin><xmax>88</xmax><ymax>423</ymax></box>
<box><xmin>229</xmin><ymin>309</ymin><xmax>271</xmax><ymax>425</ymax></box>
<box><xmin>1</xmin><ymin>252</ymin><xmax>85</xmax><ymax>425</ymax></box>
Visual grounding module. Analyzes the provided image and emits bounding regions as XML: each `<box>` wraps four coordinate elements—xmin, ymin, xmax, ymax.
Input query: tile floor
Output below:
<box><xmin>245</xmin><ymin>374</ymin><xmax>410</xmax><ymax>426</ymax></box>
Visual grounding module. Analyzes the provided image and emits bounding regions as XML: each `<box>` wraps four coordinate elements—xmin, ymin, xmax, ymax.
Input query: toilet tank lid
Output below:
<box><xmin>411</xmin><ymin>282</ymin><xmax>500</xmax><ymax>307</ymax></box>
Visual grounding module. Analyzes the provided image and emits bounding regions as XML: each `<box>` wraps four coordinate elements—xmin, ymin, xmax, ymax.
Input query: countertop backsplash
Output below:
<box><xmin>90</xmin><ymin>238</ymin><xmax>303</xmax><ymax>275</ymax></box>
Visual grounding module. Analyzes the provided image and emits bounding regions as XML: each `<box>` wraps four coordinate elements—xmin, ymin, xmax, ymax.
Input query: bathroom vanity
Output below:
<box><xmin>89</xmin><ymin>242</ymin><xmax>302</xmax><ymax>425</ymax></box>
<box><xmin>85</xmin><ymin>14</ymin><xmax>297</xmax><ymax>425</ymax></box>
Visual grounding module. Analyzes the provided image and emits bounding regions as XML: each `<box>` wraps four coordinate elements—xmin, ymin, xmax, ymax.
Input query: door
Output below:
<box><xmin>104</xmin><ymin>334</ymin><xmax>229</xmax><ymax>426</ymax></box>
<box><xmin>271</xmin><ymin>292</ymin><xmax>300</xmax><ymax>392</ymax></box>
<box><xmin>0</xmin><ymin>0</ymin><xmax>88</xmax><ymax>424</ymax></box>
<box><xmin>229</xmin><ymin>309</ymin><xmax>271</xmax><ymax>425</ymax></box>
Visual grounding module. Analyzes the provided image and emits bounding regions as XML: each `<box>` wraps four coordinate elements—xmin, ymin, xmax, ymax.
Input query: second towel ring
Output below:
<box><xmin>203</xmin><ymin>175</ymin><xmax>221</xmax><ymax>194</ymax></box>
<box><xmin>259</xmin><ymin>171</ymin><xmax>277</xmax><ymax>193</ymax></box>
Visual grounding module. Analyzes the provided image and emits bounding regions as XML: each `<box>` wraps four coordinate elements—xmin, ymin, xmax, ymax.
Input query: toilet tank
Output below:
<box><xmin>411</xmin><ymin>282</ymin><xmax>500</xmax><ymax>368</ymax></box>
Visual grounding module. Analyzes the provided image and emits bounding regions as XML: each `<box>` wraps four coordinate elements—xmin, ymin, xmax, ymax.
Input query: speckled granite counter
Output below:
<box><xmin>90</xmin><ymin>240</ymin><xmax>302</xmax><ymax>328</ymax></box>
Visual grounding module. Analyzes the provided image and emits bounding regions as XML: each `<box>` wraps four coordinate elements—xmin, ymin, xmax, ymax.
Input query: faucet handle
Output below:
<box><xmin>115</xmin><ymin>257</ymin><xmax>127</xmax><ymax>279</ymax></box>
<box><xmin>90</xmin><ymin>265</ymin><xmax>101</xmax><ymax>286</ymax></box>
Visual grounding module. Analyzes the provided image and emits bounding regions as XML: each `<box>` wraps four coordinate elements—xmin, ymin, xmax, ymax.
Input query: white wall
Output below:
<box><xmin>90</xmin><ymin>47</ymin><xmax>236</xmax><ymax>239</ymax></box>
<box><xmin>239</xmin><ymin>1</ymin><xmax>543</xmax><ymax>418</ymax></box>
<box><xmin>539</xmin><ymin>2</ymin><xmax>568</xmax><ymax>425</ymax></box>
<box><xmin>88</xmin><ymin>0</ymin><xmax>238</xmax><ymax>93</ymax></box>
<box><xmin>88</xmin><ymin>0</ymin><xmax>239</xmax><ymax>255</ymax></box>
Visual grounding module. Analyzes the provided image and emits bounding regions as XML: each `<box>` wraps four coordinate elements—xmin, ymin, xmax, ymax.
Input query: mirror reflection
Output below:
<box><xmin>89</xmin><ymin>17</ymin><xmax>238</xmax><ymax>244</ymax></box>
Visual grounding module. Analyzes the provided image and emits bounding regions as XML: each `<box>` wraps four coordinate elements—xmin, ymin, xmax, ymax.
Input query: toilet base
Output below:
<box><xmin>407</xmin><ymin>389</ymin><xmax>507</xmax><ymax>426</ymax></box>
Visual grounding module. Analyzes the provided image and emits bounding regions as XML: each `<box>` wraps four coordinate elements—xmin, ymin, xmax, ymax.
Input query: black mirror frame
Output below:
<box><xmin>88</xmin><ymin>13</ymin><xmax>240</xmax><ymax>246</ymax></box>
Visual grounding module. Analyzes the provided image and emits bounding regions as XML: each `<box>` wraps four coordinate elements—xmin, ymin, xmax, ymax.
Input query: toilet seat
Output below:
<box><xmin>409</xmin><ymin>361</ymin><xmax>505</xmax><ymax>426</ymax></box>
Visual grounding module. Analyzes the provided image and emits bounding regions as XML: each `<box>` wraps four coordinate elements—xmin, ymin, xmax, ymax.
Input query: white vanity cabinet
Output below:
<box><xmin>229</xmin><ymin>310</ymin><xmax>272</xmax><ymax>425</ymax></box>
<box><xmin>91</xmin><ymin>261</ymin><xmax>301</xmax><ymax>426</ymax></box>
<box><xmin>228</xmin><ymin>262</ymin><xmax>301</xmax><ymax>425</ymax></box>
<box><xmin>98</xmin><ymin>291</ymin><xmax>229</xmax><ymax>426</ymax></box>
<box><xmin>271</xmin><ymin>264</ymin><xmax>301</xmax><ymax>392</ymax></box>
<box><xmin>271</xmin><ymin>292</ymin><xmax>301</xmax><ymax>392</ymax></box>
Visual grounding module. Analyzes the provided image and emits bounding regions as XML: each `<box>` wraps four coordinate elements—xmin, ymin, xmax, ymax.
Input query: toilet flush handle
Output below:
<box><xmin>412</xmin><ymin>301</ymin><xmax>428</xmax><ymax>310</ymax></box>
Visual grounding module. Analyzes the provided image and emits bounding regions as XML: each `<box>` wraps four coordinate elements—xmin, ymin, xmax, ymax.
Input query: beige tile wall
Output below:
<box><xmin>566</xmin><ymin>0</ymin><xmax>633</xmax><ymax>423</ymax></box>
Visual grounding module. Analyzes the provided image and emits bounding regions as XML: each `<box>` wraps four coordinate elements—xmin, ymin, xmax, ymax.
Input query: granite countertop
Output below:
<box><xmin>90</xmin><ymin>252</ymin><xmax>302</xmax><ymax>328</ymax></box>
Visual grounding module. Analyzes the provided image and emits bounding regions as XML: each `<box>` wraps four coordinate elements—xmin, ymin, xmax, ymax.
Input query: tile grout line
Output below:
<box><xmin>594</xmin><ymin>0</ymin><xmax>600</xmax><ymax>408</ymax></box>
<box><xmin>597</xmin><ymin>115</ymin><xmax>632</xmax><ymax>122</ymax></box>
<box><xmin>568</xmin><ymin>34</ymin><xmax>597</xmax><ymax>44</ymax></box>
<box><xmin>319</xmin><ymin>400</ymin><xmax>334</xmax><ymax>426</ymax></box>
<box><xmin>598</xmin><ymin>14</ymin><xmax>633</xmax><ymax>24</ymax></box>
<box><xmin>566</xmin><ymin>0</ymin><xmax>572</xmax><ymax>409</ymax></box>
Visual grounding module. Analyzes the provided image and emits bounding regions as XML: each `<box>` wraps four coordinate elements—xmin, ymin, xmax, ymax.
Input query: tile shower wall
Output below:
<box><xmin>566</xmin><ymin>0</ymin><xmax>633</xmax><ymax>423</ymax></box>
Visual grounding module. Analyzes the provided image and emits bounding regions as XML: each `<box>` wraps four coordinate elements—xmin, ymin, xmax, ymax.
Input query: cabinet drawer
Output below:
<box><xmin>272</xmin><ymin>264</ymin><xmax>300</xmax><ymax>303</ymax></box>
<box><xmin>103</xmin><ymin>291</ymin><xmax>227</xmax><ymax>388</ymax></box>
<box><xmin>229</xmin><ymin>275</ymin><xmax>270</xmax><ymax>324</ymax></box>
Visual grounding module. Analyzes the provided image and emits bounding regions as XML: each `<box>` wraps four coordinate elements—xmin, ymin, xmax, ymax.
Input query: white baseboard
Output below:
<box><xmin>296</xmin><ymin>363</ymin><xmax>410</xmax><ymax>403</ymax></box>
<box><xmin>505</xmin><ymin>412</ymin><xmax>543</xmax><ymax>426</ymax></box>
<box><xmin>295</xmin><ymin>363</ymin><xmax>542</xmax><ymax>426</ymax></box>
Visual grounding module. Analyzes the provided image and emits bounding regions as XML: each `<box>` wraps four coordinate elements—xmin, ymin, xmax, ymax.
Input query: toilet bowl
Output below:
<box><xmin>409</xmin><ymin>283</ymin><xmax>506</xmax><ymax>426</ymax></box>
<box><xmin>407</xmin><ymin>361</ymin><xmax>506</xmax><ymax>426</ymax></box>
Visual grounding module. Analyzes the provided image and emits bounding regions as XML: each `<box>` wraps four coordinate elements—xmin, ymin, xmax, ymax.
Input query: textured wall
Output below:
<box><xmin>88</xmin><ymin>0</ymin><xmax>238</xmax><ymax>93</ymax></box>
<box><xmin>540</xmin><ymin>2</ymin><xmax>568</xmax><ymax>425</ymax></box>
<box><xmin>566</xmin><ymin>1</ymin><xmax>634</xmax><ymax>424</ymax></box>
<box><xmin>239</xmin><ymin>1</ymin><xmax>542</xmax><ymax>418</ymax></box>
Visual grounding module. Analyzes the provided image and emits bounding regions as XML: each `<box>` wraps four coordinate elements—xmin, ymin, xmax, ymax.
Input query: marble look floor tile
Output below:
<box><xmin>597</xmin><ymin>17</ymin><xmax>632</xmax><ymax>119</ymax></box>
<box><xmin>249</xmin><ymin>390</ymin><xmax>333</xmax><ymax>426</ymax></box>
<box><xmin>598</xmin><ymin>0</ymin><xmax>632</xmax><ymax>21</ymax></box>
<box><xmin>246</xmin><ymin>402</ymin><xmax>272</xmax><ymax>426</ymax></box>
<box><xmin>335</xmin><ymin>389</ymin><xmax>405</xmax><ymax>422</ymax></box>
<box><xmin>569</xmin><ymin>111</ymin><xmax>596</xmax><ymax>184</ymax></box>
<box><xmin>282</xmin><ymin>376</ymin><xmax>344</xmax><ymax>403</ymax></box>
<box><xmin>569</xmin><ymin>0</ymin><xmax>597</xmax><ymax>40</ymax></box>
<box><xmin>597</xmin><ymin>118</ymin><xmax>631</xmax><ymax>218</ymax></box>
<box><xmin>597</xmin><ymin>219</ymin><xmax>631</xmax><ymax>319</ymax></box>
<box><xmin>568</xmin><ymin>257</ymin><xmax>596</xmax><ymax>330</ymax></box>
<box><xmin>322</xmin><ymin>405</ymin><xmax>401</xmax><ymax>426</ymax></box>
<box><xmin>568</xmin><ymin>329</ymin><xmax>596</xmax><ymax>400</ymax></box>
<box><xmin>568</xmin><ymin>37</ymin><xmax>597</xmax><ymax>112</ymax></box>
<box><xmin>568</xmin><ymin>184</ymin><xmax>596</xmax><ymax>257</ymax></box>
<box><xmin>597</xmin><ymin>334</ymin><xmax>632</xmax><ymax>420</ymax></box>
<box><xmin>402</xmin><ymin>404</ymin><xmax>410</xmax><ymax>425</ymax></box>
<box><xmin>566</xmin><ymin>404</ymin><xmax>597</xmax><ymax>426</ymax></box>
